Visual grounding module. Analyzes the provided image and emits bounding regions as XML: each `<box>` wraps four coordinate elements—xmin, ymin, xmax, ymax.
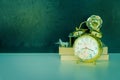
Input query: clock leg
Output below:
<box><xmin>76</xmin><ymin>60</ymin><xmax>80</xmax><ymax>64</ymax></box>
<box><xmin>93</xmin><ymin>61</ymin><xmax>96</xmax><ymax>65</ymax></box>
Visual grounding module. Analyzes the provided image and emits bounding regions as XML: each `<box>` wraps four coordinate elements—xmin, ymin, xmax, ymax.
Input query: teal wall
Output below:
<box><xmin>0</xmin><ymin>0</ymin><xmax>119</xmax><ymax>53</ymax></box>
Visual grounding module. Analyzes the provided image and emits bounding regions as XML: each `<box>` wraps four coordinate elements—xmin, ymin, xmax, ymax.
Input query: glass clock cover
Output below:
<box><xmin>73</xmin><ymin>34</ymin><xmax>102</xmax><ymax>62</ymax></box>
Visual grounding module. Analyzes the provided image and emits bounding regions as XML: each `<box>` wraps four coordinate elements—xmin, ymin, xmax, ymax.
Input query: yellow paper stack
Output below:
<box><xmin>59</xmin><ymin>47</ymin><xmax>109</xmax><ymax>61</ymax></box>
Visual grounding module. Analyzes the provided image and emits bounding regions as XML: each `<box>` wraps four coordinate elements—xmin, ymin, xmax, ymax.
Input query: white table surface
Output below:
<box><xmin>0</xmin><ymin>53</ymin><xmax>119</xmax><ymax>80</ymax></box>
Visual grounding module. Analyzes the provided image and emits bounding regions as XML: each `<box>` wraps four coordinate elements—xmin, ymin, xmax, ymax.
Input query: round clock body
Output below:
<box><xmin>73</xmin><ymin>34</ymin><xmax>103</xmax><ymax>62</ymax></box>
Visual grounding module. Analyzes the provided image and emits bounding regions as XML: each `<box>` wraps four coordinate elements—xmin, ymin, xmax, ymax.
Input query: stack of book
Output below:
<box><xmin>59</xmin><ymin>47</ymin><xmax>109</xmax><ymax>61</ymax></box>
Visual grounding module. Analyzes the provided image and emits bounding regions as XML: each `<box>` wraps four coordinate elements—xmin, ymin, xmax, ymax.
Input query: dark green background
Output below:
<box><xmin>0</xmin><ymin>0</ymin><xmax>119</xmax><ymax>53</ymax></box>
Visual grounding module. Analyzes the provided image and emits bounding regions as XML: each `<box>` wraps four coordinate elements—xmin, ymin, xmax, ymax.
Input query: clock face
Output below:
<box><xmin>73</xmin><ymin>34</ymin><xmax>102</xmax><ymax>62</ymax></box>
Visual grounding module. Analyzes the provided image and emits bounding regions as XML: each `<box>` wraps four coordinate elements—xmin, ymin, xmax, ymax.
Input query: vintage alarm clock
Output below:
<box><xmin>73</xmin><ymin>15</ymin><xmax>103</xmax><ymax>63</ymax></box>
